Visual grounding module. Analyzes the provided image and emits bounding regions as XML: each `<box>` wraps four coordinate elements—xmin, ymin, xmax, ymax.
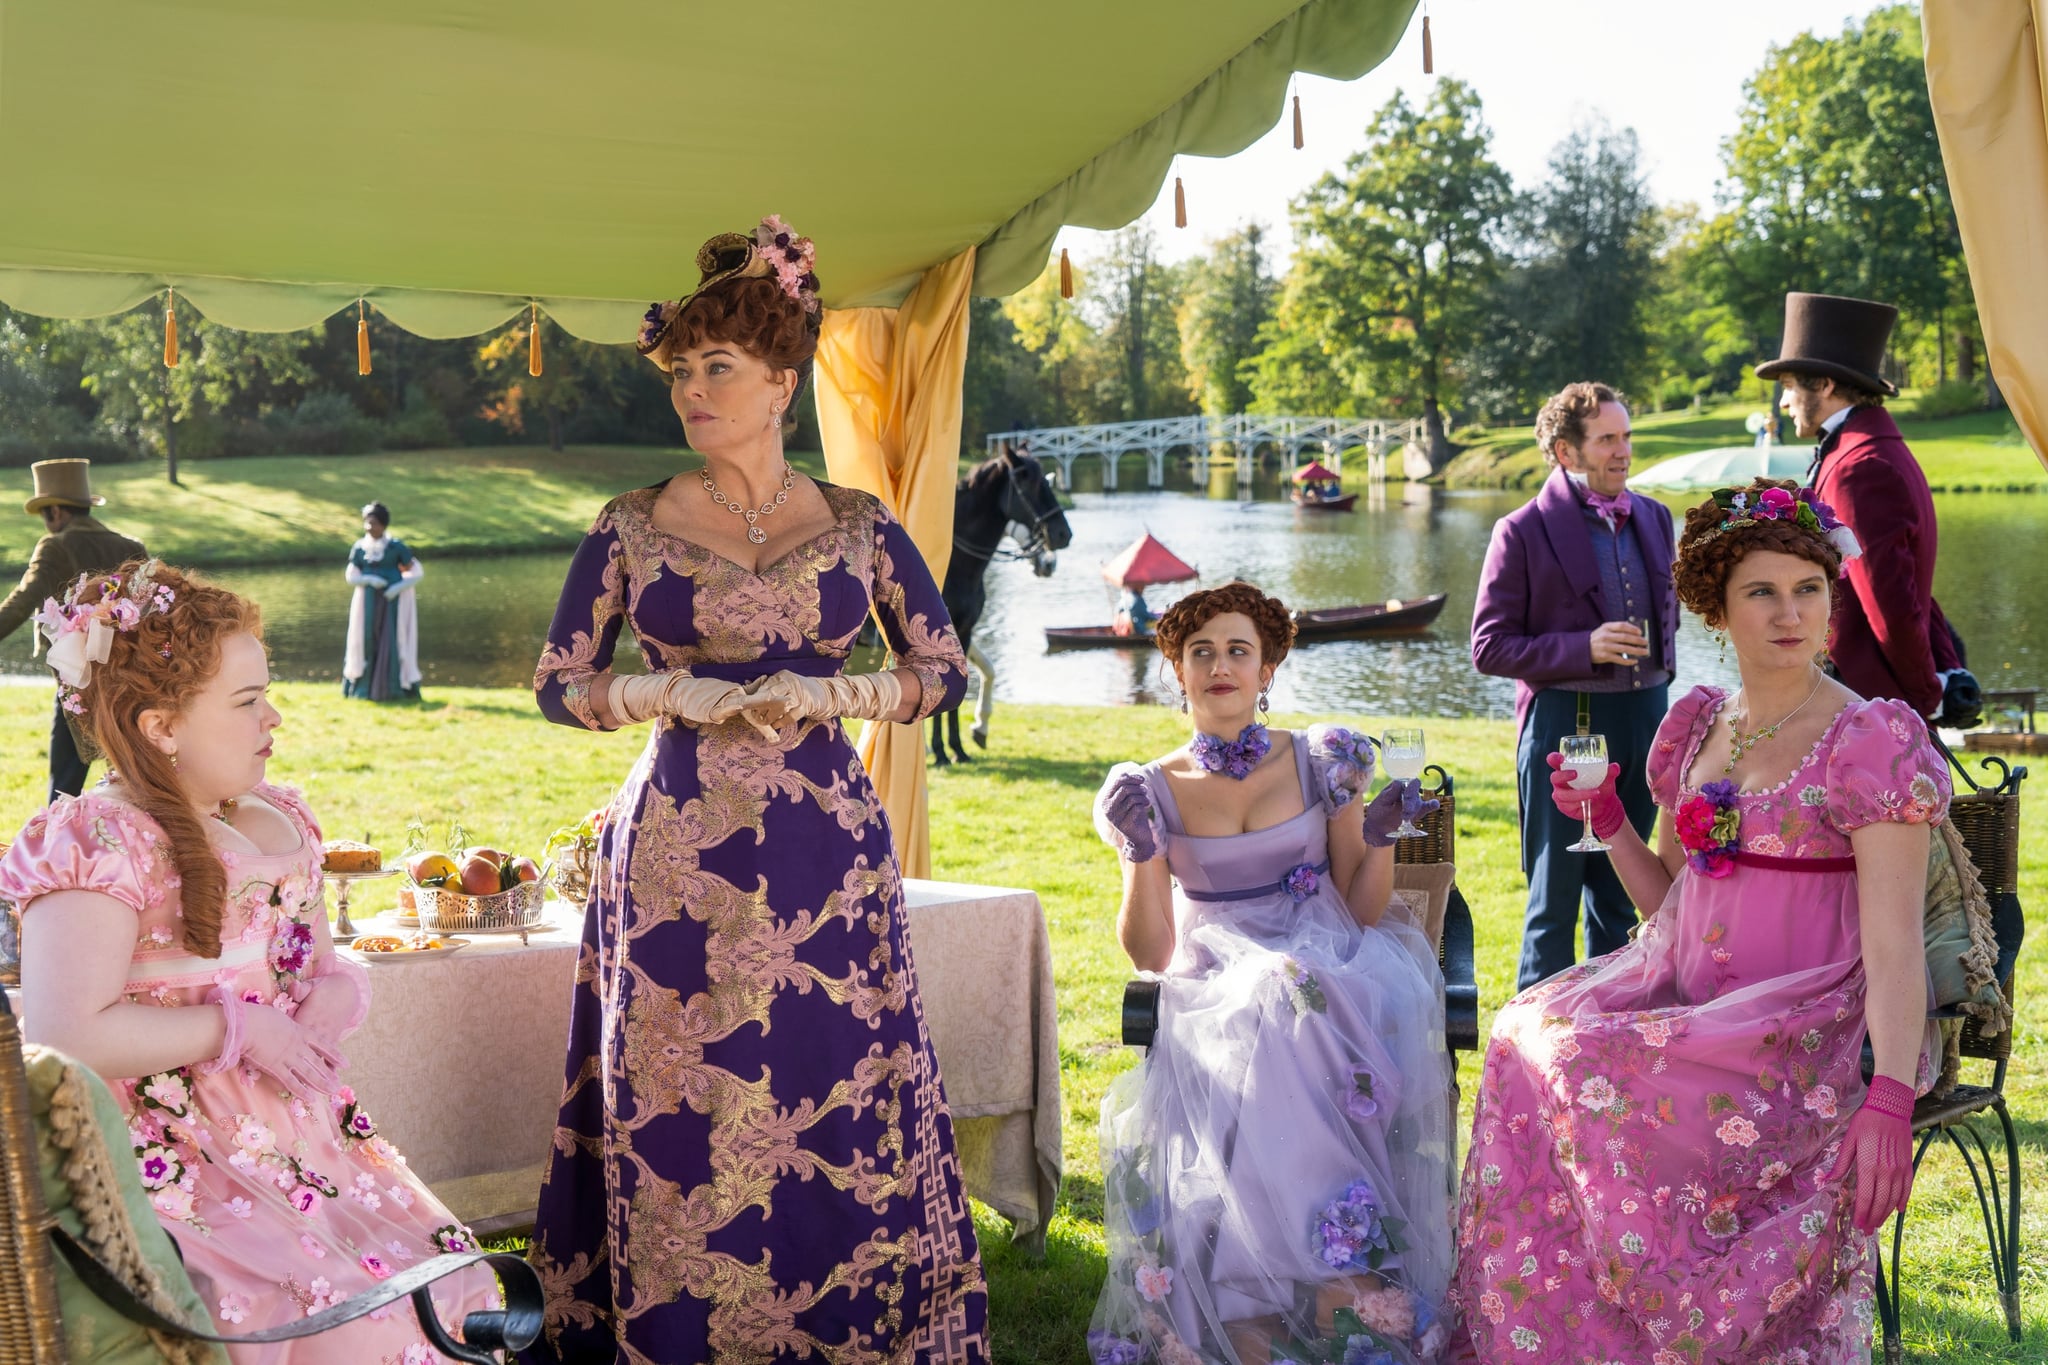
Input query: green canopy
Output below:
<box><xmin>0</xmin><ymin>0</ymin><xmax>1415</xmax><ymax>341</ymax></box>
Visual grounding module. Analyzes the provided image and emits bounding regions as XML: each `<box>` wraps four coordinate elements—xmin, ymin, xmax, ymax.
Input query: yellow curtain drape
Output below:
<box><xmin>1925</xmin><ymin>0</ymin><xmax>2048</xmax><ymax>472</ymax></box>
<box><xmin>814</xmin><ymin>246</ymin><xmax>976</xmax><ymax>878</ymax></box>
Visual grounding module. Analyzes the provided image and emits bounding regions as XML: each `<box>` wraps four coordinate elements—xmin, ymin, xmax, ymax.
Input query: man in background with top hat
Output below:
<box><xmin>0</xmin><ymin>459</ymin><xmax>147</xmax><ymax>800</ymax></box>
<box><xmin>1760</xmin><ymin>292</ymin><xmax>1963</xmax><ymax>721</ymax></box>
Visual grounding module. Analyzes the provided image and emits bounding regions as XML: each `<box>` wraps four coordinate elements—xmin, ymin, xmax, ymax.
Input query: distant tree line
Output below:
<box><xmin>0</xmin><ymin>6</ymin><xmax>1986</xmax><ymax>482</ymax></box>
<box><xmin>966</xmin><ymin>5</ymin><xmax>1988</xmax><ymax>470</ymax></box>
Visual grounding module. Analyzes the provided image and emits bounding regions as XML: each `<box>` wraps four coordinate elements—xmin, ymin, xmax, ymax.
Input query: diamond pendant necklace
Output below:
<box><xmin>701</xmin><ymin>464</ymin><xmax>795</xmax><ymax>545</ymax></box>
<box><xmin>1723</xmin><ymin>669</ymin><xmax>1824</xmax><ymax>775</ymax></box>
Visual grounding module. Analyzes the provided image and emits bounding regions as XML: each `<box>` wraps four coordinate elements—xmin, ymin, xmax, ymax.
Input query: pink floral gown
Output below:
<box><xmin>1451</xmin><ymin>689</ymin><xmax>1949</xmax><ymax>1365</ymax></box>
<box><xmin>0</xmin><ymin>784</ymin><xmax>501</xmax><ymax>1364</ymax></box>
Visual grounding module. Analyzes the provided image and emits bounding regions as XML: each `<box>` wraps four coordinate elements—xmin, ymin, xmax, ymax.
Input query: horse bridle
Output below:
<box><xmin>952</xmin><ymin>460</ymin><xmax>1061</xmax><ymax>564</ymax></box>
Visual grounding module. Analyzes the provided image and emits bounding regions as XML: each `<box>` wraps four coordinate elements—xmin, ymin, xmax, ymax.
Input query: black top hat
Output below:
<box><xmin>1754</xmin><ymin>292</ymin><xmax>1899</xmax><ymax>396</ymax></box>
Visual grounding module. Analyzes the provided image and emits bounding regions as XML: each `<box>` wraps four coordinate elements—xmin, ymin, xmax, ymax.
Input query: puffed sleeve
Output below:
<box><xmin>0</xmin><ymin>796</ymin><xmax>164</xmax><ymax>918</ymax></box>
<box><xmin>1825</xmin><ymin>699</ymin><xmax>1951</xmax><ymax>832</ymax></box>
<box><xmin>869</xmin><ymin>502</ymin><xmax>967</xmax><ymax>722</ymax></box>
<box><xmin>534</xmin><ymin>503</ymin><xmax>630</xmax><ymax>731</ymax></box>
<box><xmin>1304</xmin><ymin>724</ymin><xmax>1377</xmax><ymax>814</ymax></box>
<box><xmin>254</xmin><ymin>782</ymin><xmax>326</xmax><ymax>848</ymax></box>
<box><xmin>1646</xmin><ymin>685</ymin><xmax>1724</xmax><ymax>810</ymax></box>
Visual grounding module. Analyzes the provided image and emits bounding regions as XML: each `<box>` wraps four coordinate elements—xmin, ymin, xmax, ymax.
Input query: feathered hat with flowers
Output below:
<box><xmin>636</xmin><ymin>214</ymin><xmax>820</xmax><ymax>374</ymax></box>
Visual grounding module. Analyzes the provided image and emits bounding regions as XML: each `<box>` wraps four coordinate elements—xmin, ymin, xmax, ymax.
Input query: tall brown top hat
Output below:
<box><xmin>635</xmin><ymin>214</ymin><xmax>822</xmax><ymax>375</ymax></box>
<box><xmin>1754</xmin><ymin>292</ymin><xmax>1899</xmax><ymax>396</ymax></box>
<box><xmin>24</xmin><ymin>459</ymin><xmax>106</xmax><ymax>514</ymax></box>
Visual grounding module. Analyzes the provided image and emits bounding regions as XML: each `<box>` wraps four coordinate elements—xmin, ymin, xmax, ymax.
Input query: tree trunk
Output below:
<box><xmin>1937</xmin><ymin>306</ymin><xmax>1947</xmax><ymax>384</ymax></box>
<box><xmin>1421</xmin><ymin>400</ymin><xmax>1453</xmax><ymax>471</ymax></box>
<box><xmin>161</xmin><ymin>374</ymin><xmax>181</xmax><ymax>487</ymax></box>
<box><xmin>547</xmin><ymin>409</ymin><xmax>565</xmax><ymax>453</ymax></box>
<box><xmin>1957</xmin><ymin>331</ymin><xmax>1976</xmax><ymax>387</ymax></box>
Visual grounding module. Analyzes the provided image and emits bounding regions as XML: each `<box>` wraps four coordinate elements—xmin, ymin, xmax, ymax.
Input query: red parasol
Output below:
<box><xmin>1292</xmin><ymin>460</ymin><xmax>1340</xmax><ymax>482</ymax></box>
<box><xmin>1101</xmin><ymin>532</ymin><xmax>1198</xmax><ymax>589</ymax></box>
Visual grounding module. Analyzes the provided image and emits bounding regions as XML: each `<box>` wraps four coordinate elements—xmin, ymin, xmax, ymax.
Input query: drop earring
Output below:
<box><xmin>1713</xmin><ymin>630</ymin><xmax>1728</xmax><ymax>665</ymax></box>
<box><xmin>1256</xmin><ymin>687</ymin><xmax>1271</xmax><ymax>722</ymax></box>
<box><xmin>168</xmin><ymin>751</ymin><xmax>180</xmax><ymax>769</ymax></box>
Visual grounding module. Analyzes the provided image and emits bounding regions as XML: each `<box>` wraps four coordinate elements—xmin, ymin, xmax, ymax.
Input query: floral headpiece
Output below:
<box><xmin>636</xmin><ymin>214</ymin><xmax>821</xmax><ymax>368</ymax></box>
<box><xmin>1696</xmin><ymin>485</ymin><xmax>1862</xmax><ymax>566</ymax></box>
<box><xmin>31</xmin><ymin>559</ymin><xmax>175</xmax><ymax>712</ymax></box>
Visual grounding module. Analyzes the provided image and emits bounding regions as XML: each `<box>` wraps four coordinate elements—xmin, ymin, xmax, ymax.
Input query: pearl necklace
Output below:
<box><xmin>1723</xmin><ymin>671</ymin><xmax>1824</xmax><ymax>775</ymax></box>
<box><xmin>700</xmin><ymin>465</ymin><xmax>794</xmax><ymax>545</ymax></box>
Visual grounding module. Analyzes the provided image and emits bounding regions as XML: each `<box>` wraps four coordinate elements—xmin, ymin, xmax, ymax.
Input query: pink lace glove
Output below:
<box><xmin>292</xmin><ymin>952</ymin><xmax>371</xmax><ymax>1048</ymax></box>
<box><xmin>1094</xmin><ymin>766</ymin><xmax>1164</xmax><ymax>863</ymax></box>
<box><xmin>1827</xmin><ymin>1074</ymin><xmax>1917</xmax><ymax>1234</ymax></box>
<box><xmin>208</xmin><ymin>989</ymin><xmax>344</xmax><ymax>1099</ymax></box>
<box><xmin>1547</xmin><ymin>752</ymin><xmax>1626</xmax><ymax>839</ymax></box>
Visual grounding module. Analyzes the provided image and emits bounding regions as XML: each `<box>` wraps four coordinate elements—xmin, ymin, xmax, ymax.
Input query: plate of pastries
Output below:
<box><xmin>345</xmin><ymin>930</ymin><xmax>468</xmax><ymax>962</ymax></box>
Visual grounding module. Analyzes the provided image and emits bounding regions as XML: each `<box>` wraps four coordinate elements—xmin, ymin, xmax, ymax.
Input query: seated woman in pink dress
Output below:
<box><xmin>1089</xmin><ymin>582</ymin><xmax>1456</xmax><ymax>1365</ymax></box>
<box><xmin>0</xmin><ymin>561</ymin><xmax>499</xmax><ymax>1363</ymax></box>
<box><xmin>1451</xmin><ymin>479</ymin><xmax>1947</xmax><ymax>1365</ymax></box>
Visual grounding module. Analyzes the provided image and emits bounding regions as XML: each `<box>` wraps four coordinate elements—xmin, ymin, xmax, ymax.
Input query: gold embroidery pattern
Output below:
<box><xmin>530</xmin><ymin>481</ymin><xmax>985</xmax><ymax>1361</ymax></box>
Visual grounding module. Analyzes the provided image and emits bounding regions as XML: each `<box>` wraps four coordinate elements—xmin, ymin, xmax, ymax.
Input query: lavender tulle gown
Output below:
<box><xmin>1090</xmin><ymin>731</ymin><xmax>1455</xmax><ymax>1365</ymax></box>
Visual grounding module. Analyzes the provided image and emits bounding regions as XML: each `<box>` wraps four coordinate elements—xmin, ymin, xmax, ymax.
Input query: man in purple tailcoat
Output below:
<box><xmin>1473</xmin><ymin>382</ymin><xmax>1678</xmax><ymax>989</ymax></box>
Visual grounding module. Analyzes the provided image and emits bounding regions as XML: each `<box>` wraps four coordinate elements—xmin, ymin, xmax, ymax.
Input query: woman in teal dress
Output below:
<box><xmin>342</xmin><ymin>501</ymin><xmax>423</xmax><ymax>700</ymax></box>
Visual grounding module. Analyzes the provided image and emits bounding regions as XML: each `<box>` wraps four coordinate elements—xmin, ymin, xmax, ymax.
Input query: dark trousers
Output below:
<box><xmin>1516</xmin><ymin>684</ymin><xmax>1667</xmax><ymax>990</ymax></box>
<box><xmin>49</xmin><ymin>694</ymin><xmax>89</xmax><ymax>802</ymax></box>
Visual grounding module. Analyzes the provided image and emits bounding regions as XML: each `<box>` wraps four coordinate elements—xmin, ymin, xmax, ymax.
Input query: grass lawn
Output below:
<box><xmin>0</xmin><ymin>684</ymin><xmax>2041</xmax><ymax>1361</ymax></box>
<box><xmin>1443</xmin><ymin>399</ymin><xmax>2046</xmax><ymax>494</ymax></box>
<box><xmin>0</xmin><ymin>445</ymin><xmax>832</xmax><ymax>569</ymax></box>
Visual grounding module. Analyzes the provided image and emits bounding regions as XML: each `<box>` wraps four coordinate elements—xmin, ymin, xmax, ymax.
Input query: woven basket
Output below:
<box><xmin>413</xmin><ymin>880</ymin><xmax>547</xmax><ymax>932</ymax></box>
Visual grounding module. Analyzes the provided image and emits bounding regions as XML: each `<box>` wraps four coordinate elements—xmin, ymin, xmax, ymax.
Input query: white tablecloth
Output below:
<box><xmin>341</xmin><ymin>880</ymin><xmax>1062</xmax><ymax>1246</ymax></box>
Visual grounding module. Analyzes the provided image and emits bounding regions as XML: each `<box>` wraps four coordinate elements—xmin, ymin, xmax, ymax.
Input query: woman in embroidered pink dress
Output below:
<box><xmin>0</xmin><ymin>563</ymin><xmax>498</xmax><ymax>1364</ymax></box>
<box><xmin>1452</xmin><ymin>481</ymin><xmax>1948</xmax><ymax>1365</ymax></box>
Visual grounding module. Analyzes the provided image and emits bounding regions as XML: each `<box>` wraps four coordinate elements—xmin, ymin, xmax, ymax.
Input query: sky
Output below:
<box><xmin>1056</xmin><ymin>0</ymin><xmax>1880</xmax><ymax>267</ymax></box>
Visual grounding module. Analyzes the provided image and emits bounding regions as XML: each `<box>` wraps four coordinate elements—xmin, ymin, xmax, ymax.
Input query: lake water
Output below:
<box><xmin>4</xmin><ymin>480</ymin><xmax>2042</xmax><ymax>722</ymax></box>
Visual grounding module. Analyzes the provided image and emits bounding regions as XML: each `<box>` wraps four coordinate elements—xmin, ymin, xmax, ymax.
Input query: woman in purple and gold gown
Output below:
<box><xmin>522</xmin><ymin>217</ymin><xmax>987</xmax><ymax>1363</ymax></box>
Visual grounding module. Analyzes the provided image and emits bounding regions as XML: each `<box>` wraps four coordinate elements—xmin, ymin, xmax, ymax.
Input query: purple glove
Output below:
<box><xmin>1094</xmin><ymin>766</ymin><xmax>1164</xmax><ymax>863</ymax></box>
<box><xmin>1361</xmin><ymin>779</ymin><xmax>1439</xmax><ymax>847</ymax></box>
<box><xmin>1547</xmin><ymin>752</ymin><xmax>1626</xmax><ymax>839</ymax></box>
<box><xmin>1827</xmin><ymin>1074</ymin><xmax>1917</xmax><ymax>1234</ymax></box>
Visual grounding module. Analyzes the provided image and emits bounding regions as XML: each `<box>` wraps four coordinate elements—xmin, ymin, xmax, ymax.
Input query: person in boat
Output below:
<box><xmin>1115</xmin><ymin>584</ymin><xmax>1158</xmax><ymax>637</ymax></box>
<box><xmin>1471</xmin><ymin>381</ymin><xmax>1677</xmax><ymax>992</ymax></box>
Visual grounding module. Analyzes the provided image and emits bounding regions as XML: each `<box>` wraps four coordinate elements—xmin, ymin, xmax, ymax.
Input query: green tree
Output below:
<box><xmin>475</xmin><ymin>314</ymin><xmax>637</xmax><ymax>452</ymax></box>
<box><xmin>959</xmin><ymin>294</ymin><xmax>1046</xmax><ymax>453</ymax></box>
<box><xmin>1243</xmin><ymin>266</ymin><xmax>1361</xmax><ymax>416</ymax></box>
<box><xmin>1088</xmin><ymin>225</ymin><xmax>1194</xmax><ymax>422</ymax></box>
<box><xmin>1177</xmin><ymin>223</ymin><xmax>1277</xmax><ymax>416</ymax></box>
<box><xmin>1280</xmin><ymin>79</ymin><xmax>1513</xmax><ymax>467</ymax></box>
<box><xmin>54</xmin><ymin>306</ymin><xmax>314</xmax><ymax>484</ymax></box>
<box><xmin>1639</xmin><ymin>208</ymin><xmax>1754</xmax><ymax>406</ymax></box>
<box><xmin>1001</xmin><ymin>260</ymin><xmax>1110</xmax><ymax>428</ymax></box>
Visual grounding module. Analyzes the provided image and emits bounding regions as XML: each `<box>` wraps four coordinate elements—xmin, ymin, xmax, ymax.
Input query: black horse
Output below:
<box><xmin>932</xmin><ymin>446</ymin><xmax>1072</xmax><ymax>765</ymax></box>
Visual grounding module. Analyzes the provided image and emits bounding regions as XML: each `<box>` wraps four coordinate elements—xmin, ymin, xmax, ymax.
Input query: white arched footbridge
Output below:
<box><xmin>985</xmin><ymin>414</ymin><xmax>1423</xmax><ymax>490</ymax></box>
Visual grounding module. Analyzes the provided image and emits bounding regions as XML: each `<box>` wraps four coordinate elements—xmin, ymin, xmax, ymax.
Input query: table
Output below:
<box><xmin>341</xmin><ymin>880</ymin><xmax>1062</xmax><ymax>1248</ymax></box>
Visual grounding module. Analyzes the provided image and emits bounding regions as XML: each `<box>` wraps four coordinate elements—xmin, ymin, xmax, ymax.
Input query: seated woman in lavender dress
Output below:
<box><xmin>1089</xmin><ymin>582</ymin><xmax>1456</xmax><ymax>1365</ymax></box>
<box><xmin>1452</xmin><ymin>479</ymin><xmax>1949</xmax><ymax>1364</ymax></box>
<box><xmin>0</xmin><ymin>562</ymin><xmax>498</xmax><ymax>1363</ymax></box>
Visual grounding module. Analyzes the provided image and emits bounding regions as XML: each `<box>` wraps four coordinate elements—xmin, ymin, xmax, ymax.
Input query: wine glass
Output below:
<box><xmin>1380</xmin><ymin>727</ymin><xmax>1429</xmax><ymax>839</ymax></box>
<box><xmin>1559</xmin><ymin>733</ymin><xmax>1612</xmax><ymax>853</ymax></box>
<box><xmin>1627</xmin><ymin>617</ymin><xmax>1651</xmax><ymax>666</ymax></box>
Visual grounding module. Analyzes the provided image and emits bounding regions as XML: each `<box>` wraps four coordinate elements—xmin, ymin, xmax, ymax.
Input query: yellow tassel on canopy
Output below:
<box><xmin>1059</xmin><ymin>249</ymin><xmax>1073</xmax><ymax>300</ymax></box>
<box><xmin>1174</xmin><ymin>176</ymin><xmax>1187</xmax><ymax>228</ymax></box>
<box><xmin>356</xmin><ymin>301</ymin><xmax>372</xmax><ymax>376</ymax></box>
<box><xmin>1293</xmin><ymin>94</ymin><xmax>1304</xmax><ymax>149</ymax></box>
<box><xmin>1423</xmin><ymin>13</ymin><xmax>1434</xmax><ymax>73</ymax></box>
<box><xmin>163</xmin><ymin>289</ymin><xmax>179</xmax><ymax>368</ymax></box>
<box><xmin>528</xmin><ymin>303</ymin><xmax>543</xmax><ymax>377</ymax></box>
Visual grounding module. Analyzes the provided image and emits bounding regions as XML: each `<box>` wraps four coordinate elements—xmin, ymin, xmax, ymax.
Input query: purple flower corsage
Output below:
<box><xmin>1190</xmin><ymin>723</ymin><xmax>1270</xmax><ymax>780</ymax></box>
<box><xmin>1315</xmin><ymin>1175</ymin><xmax>1407</xmax><ymax>1271</ymax></box>
<box><xmin>1308</xmin><ymin>725</ymin><xmax>1377</xmax><ymax>808</ymax></box>
<box><xmin>1675</xmin><ymin>778</ymin><xmax>1742</xmax><ymax>879</ymax></box>
<box><xmin>1283</xmin><ymin>862</ymin><xmax>1321</xmax><ymax>902</ymax></box>
<box><xmin>1344</xmin><ymin>1067</ymin><xmax>1380</xmax><ymax>1121</ymax></box>
<box><xmin>268</xmin><ymin>919</ymin><xmax>315</xmax><ymax>978</ymax></box>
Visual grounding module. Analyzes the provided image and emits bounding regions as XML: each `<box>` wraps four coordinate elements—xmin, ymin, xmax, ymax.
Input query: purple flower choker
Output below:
<box><xmin>1190</xmin><ymin>723</ymin><xmax>1270</xmax><ymax>780</ymax></box>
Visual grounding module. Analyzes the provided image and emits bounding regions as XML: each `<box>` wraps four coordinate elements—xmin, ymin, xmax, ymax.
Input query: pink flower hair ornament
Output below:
<box><xmin>31</xmin><ymin>558</ymin><xmax>176</xmax><ymax>705</ymax></box>
<box><xmin>1696</xmin><ymin>485</ymin><xmax>1862</xmax><ymax>569</ymax></box>
<box><xmin>636</xmin><ymin>214</ymin><xmax>822</xmax><ymax>368</ymax></box>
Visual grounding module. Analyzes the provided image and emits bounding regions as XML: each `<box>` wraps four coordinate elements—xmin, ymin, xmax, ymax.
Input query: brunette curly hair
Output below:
<box><xmin>71</xmin><ymin>561</ymin><xmax>263</xmax><ymax>957</ymax></box>
<box><xmin>1673</xmin><ymin>479</ymin><xmax>1843</xmax><ymax>625</ymax></box>
<box><xmin>650</xmin><ymin>275</ymin><xmax>819</xmax><ymax>427</ymax></box>
<box><xmin>1153</xmin><ymin>581</ymin><xmax>1296</xmax><ymax>670</ymax></box>
<box><xmin>1535</xmin><ymin>381</ymin><xmax>1622</xmax><ymax>464</ymax></box>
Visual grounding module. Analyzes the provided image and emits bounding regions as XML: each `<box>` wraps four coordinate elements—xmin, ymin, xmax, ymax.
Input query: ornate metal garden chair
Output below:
<box><xmin>0</xmin><ymin>989</ymin><xmax>543</xmax><ymax>1364</ymax></box>
<box><xmin>1873</xmin><ymin>747</ymin><xmax>2027</xmax><ymax>1363</ymax></box>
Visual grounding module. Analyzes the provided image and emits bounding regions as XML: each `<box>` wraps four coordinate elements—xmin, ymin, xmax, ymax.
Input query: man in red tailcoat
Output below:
<box><xmin>1757</xmin><ymin>293</ymin><xmax>1958</xmax><ymax>720</ymax></box>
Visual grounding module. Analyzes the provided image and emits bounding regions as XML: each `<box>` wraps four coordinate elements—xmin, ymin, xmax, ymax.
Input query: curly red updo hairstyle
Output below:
<box><xmin>1153</xmin><ymin>581</ymin><xmax>1297</xmax><ymax>670</ymax></box>
<box><xmin>71</xmin><ymin>561</ymin><xmax>262</xmax><ymax>956</ymax></box>
<box><xmin>1673</xmin><ymin>478</ymin><xmax>1842</xmax><ymax>626</ymax></box>
<box><xmin>650</xmin><ymin>276</ymin><xmax>819</xmax><ymax>428</ymax></box>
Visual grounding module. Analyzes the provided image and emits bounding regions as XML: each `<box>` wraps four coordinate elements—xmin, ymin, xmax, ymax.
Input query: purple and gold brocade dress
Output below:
<box><xmin>523</xmin><ymin>481</ymin><xmax>988</xmax><ymax>1364</ymax></box>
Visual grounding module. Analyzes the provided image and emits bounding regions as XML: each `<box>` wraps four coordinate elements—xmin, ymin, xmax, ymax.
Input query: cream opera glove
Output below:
<box><xmin>740</xmin><ymin>669</ymin><xmax>905</xmax><ymax>727</ymax></box>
